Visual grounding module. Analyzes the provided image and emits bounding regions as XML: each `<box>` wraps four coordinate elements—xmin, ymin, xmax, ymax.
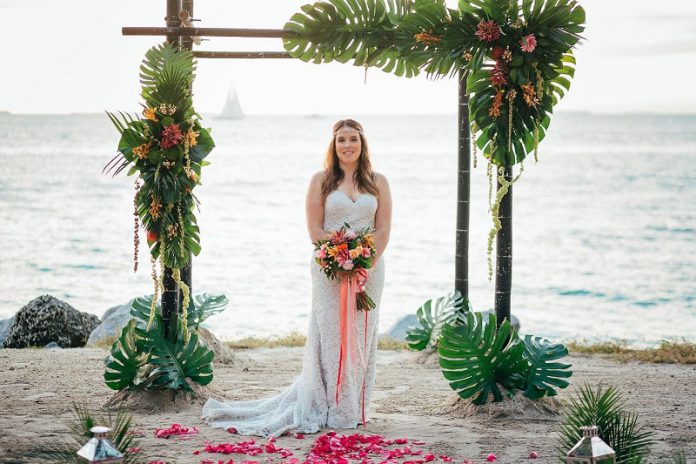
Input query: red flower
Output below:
<box><xmin>146</xmin><ymin>229</ymin><xmax>158</xmax><ymax>243</ymax></box>
<box><xmin>160</xmin><ymin>123</ymin><xmax>184</xmax><ymax>149</ymax></box>
<box><xmin>490</xmin><ymin>46</ymin><xmax>504</xmax><ymax>60</ymax></box>
<box><xmin>489</xmin><ymin>62</ymin><xmax>508</xmax><ymax>87</ymax></box>
<box><xmin>487</xmin><ymin>453</ymin><xmax>497</xmax><ymax>462</ymax></box>
<box><xmin>475</xmin><ymin>20</ymin><xmax>501</xmax><ymax>42</ymax></box>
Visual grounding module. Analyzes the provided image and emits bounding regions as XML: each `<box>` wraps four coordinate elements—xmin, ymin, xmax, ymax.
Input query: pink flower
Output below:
<box><xmin>227</xmin><ymin>427</ymin><xmax>238</xmax><ymax>434</ymax></box>
<box><xmin>342</xmin><ymin>260</ymin><xmax>354</xmax><ymax>271</ymax></box>
<box><xmin>487</xmin><ymin>453</ymin><xmax>497</xmax><ymax>462</ymax></box>
<box><xmin>520</xmin><ymin>34</ymin><xmax>537</xmax><ymax>53</ymax></box>
<box><xmin>344</xmin><ymin>229</ymin><xmax>357</xmax><ymax>241</ymax></box>
<box><xmin>330</xmin><ymin>229</ymin><xmax>346</xmax><ymax>245</ymax></box>
<box><xmin>361</xmin><ymin>247</ymin><xmax>372</xmax><ymax>258</ymax></box>
<box><xmin>529</xmin><ymin>451</ymin><xmax>539</xmax><ymax>459</ymax></box>
<box><xmin>294</xmin><ymin>433</ymin><xmax>305</xmax><ymax>439</ymax></box>
<box><xmin>160</xmin><ymin>123</ymin><xmax>184</xmax><ymax>149</ymax></box>
<box><xmin>314</xmin><ymin>248</ymin><xmax>326</xmax><ymax>259</ymax></box>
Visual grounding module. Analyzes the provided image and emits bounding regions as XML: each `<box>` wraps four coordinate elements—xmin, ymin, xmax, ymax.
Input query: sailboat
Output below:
<box><xmin>218</xmin><ymin>86</ymin><xmax>244</xmax><ymax>119</ymax></box>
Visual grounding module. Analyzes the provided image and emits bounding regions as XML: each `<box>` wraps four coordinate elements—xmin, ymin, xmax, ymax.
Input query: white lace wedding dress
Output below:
<box><xmin>202</xmin><ymin>191</ymin><xmax>385</xmax><ymax>437</ymax></box>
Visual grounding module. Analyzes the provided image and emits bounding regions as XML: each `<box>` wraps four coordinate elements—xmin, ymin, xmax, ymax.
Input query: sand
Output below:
<box><xmin>0</xmin><ymin>347</ymin><xmax>694</xmax><ymax>463</ymax></box>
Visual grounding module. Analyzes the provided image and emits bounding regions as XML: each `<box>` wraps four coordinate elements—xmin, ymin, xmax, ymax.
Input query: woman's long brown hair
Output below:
<box><xmin>321</xmin><ymin>119</ymin><xmax>379</xmax><ymax>200</ymax></box>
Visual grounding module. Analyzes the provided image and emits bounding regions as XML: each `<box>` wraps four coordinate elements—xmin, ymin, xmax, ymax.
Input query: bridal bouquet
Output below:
<box><xmin>314</xmin><ymin>223</ymin><xmax>376</xmax><ymax>311</ymax></box>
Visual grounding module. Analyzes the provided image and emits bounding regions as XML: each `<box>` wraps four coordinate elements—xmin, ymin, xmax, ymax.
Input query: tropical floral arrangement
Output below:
<box><xmin>103</xmin><ymin>42</ymin><xmax>220</xmax><ymax>393</ymax></box>
<box><xmin>314</xmin><ymin>223</ymin><xmax>376</xmax><ymax>311</ymax></box>
<box><xmin>105</xmin><ymin>42</ymin><xmax>214</xmax><ymax>339</ymax></box>
<box><xmin>284</xmin><ymin>0</ymin><xmax>585</xmax><ymax>276</ymax></box>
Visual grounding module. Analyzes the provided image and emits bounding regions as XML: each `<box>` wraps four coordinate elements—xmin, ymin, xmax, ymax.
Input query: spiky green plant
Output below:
<box><xmin>405</xmin><ymin>290</ymin><xmax>467</xmax><ymax>352</ymax></box>
<box><xmin>24</xmin><ymin>404</ymin><xmax>140</xmax><ymax>464</ymax></box>
<box><xmin>557</xmin><ymin>383</ymin><xmax>654</xmax><ymax>464</ymax></box>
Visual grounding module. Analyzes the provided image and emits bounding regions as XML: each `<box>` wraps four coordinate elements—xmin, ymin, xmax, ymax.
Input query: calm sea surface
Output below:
<box><xmin>1</xmin><ymin>113</ymin><xmax>695</xmax><ymax>345</ymax></box>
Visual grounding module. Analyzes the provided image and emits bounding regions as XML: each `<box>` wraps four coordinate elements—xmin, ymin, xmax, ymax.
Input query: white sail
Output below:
<box><xmin>218</xmin><ymin>86</ymin><xmax>244</xmax><ymax>119</ymax></box>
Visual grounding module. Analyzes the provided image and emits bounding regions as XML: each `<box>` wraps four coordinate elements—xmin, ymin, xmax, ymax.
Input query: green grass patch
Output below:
<box><xmin>567</xmin><ymin>339</ymin><xmax>696</xmax><ymax>364</ymax></box>
<box><xmin>223</xmin><ymin>333</ymin><xmax>409</xmax><ymax>351</ymax></box>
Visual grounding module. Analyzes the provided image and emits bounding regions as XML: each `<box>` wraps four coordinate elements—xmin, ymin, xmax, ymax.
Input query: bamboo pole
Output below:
<box><xmin>494</xmin><ymin>166</ymin><xmax>513</xmax><ymax>328</ymax></box>
<box><xmin>123</xmin><ymin>26</ymin><xmax>293</xmax><ymax>38</ymax></box>
<box><xmin>161</xmin><ymin>0</ymin><xmax>182</xmax><ymax>341</ymax></box>
<box><xmin>454</xmin><ymin>68</ymin><xmax>471</xmax><ymax>305</ymax></box>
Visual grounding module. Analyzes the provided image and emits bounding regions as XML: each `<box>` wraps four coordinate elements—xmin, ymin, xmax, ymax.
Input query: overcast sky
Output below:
<box><xmin>1</xmin><ymin>0</ymin><xmax>695</xmax><ymax>115</ymax></box>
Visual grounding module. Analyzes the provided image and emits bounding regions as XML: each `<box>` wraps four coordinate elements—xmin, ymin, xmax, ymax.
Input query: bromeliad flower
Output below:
<box><xmin>160</xmin><ymin>123</ymin><xmax>184</xmax><ymax>149</ymax></box>
<box><xmin>520</xmin><ymin>34</ymin><xmax>537</xmax><ymax>53</ymax></box>
<box><xmin>475</xmin><ymin>20</ymin><xmax>501</xmax><ymax>42</ymax></box>
<box><xmin>491</xmin><ymin>46</ymin><xmax>504</xmax><ymax>60</ymax></box>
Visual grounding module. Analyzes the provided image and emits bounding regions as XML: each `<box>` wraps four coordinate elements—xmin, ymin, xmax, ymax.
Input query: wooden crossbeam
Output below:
<box><xmin>193</xmin><ymin>51</ymin><xmax>291</xmax><ymax>59</ymax></box>
<box><xmin>122</xmin><ymin>26</ymin><xmax>294</xmax><ymax>38</ymax></box>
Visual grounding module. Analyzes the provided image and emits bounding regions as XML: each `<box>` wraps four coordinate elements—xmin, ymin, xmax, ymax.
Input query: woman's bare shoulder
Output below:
<box><xmin>373</xmin><ymin>172</ymin><xmax>390</xmax><ymax>187</ymax></box>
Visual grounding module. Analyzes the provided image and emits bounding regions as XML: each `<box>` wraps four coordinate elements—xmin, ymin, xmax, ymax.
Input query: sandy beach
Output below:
<box><xmin>0</xmin><ymin>346</ymin><xmax>694</xmax><ymax>463</ymax></box>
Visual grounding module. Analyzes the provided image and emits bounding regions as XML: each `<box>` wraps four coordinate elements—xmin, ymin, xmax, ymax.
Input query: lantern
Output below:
<box><xmin>567</xmin><ymin>425</ymin><xmax>616</xmax><ymax>464</ymax></box>
<box><xmin>77</xmin><ymin>426</ymin><xmax>124</xmax><ymax>463</ymax></box>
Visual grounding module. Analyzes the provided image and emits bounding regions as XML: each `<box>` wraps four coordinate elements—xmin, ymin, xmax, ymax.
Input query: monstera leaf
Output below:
<box><xmin>405</xmin><ymin>290</ymin><xmax>467</xmax><ymax>351</ymax></box>
<box><xmin>438</xmin><ymin>312</ymin><xmax>527</xmax><ymax>404</ymax></box>
<box><xmin>521</xmin><ymin>334</ymin><xmax>572</xmax><ymax>399</ymax></box>
<box><xmin>187</xmin><ymin>293</ymin><xmax>229</xmax><ymax>330</ymax></box>
<box><xmin>130</xmin><ymin>293</ymin><xmax>228</xmax><ymax>331</ymax></box>
<box><xmin>104</xmin><ymin>320</ymin><xmax>145</xmax><ymax>390</ymax></box>
<box><xmin>136</xmin><ymin>316</ymin><xmax>214</xmax><ymax>392</ymax></box>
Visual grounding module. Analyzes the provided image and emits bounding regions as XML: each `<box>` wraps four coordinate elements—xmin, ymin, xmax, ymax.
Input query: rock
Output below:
<box><xmin>3</xmin><ymin>295</ymin><xmax>100</xmax><ymax>348</ymax></box>
<box><xmin>0</xmin><ymin>315</ymin><xmax>16</xmax><ymax>346</ymax></box>
<box><xmin>86</xmin><ymin>300</ymin><xmax>135</xmax><ymax>347</ymax></box>
<box><xmin>44</xmin><ymin>342</ymin><xmax>61</xmax><ymax>349</ymax></box>
<box><xmin>198</xmin><ymin>327</ymin><xmax>235</xmax><ymax>364</ymax></box>
<box><xmin>384</xmin><ymin>314</ymin><xmax>418</xmax><ymax>341</ymax></box>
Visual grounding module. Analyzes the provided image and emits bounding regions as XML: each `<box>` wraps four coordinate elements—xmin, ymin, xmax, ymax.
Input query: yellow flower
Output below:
<box><xmin>362</xmin><ymin>234</ymin><xmax>375</xmax><ymax>249</ymax></box>
<box><xmin>185</xmin><ymin>127</ymin><xmax>199</xmax><ymax>147</ymax></box>
<box><xmin>143</xmin><ymin>107</ymin><xmax>158</xmax><ymax>122</ymax></box>
<box><xmin>327</xmin><ymin>246</ymin><xmax>338</xmax><ymax>257</ymax></box>
<box><xmin>349</xmin><ymin>249</ymin><xmax>360</xmax><ymax>259</ymax></box>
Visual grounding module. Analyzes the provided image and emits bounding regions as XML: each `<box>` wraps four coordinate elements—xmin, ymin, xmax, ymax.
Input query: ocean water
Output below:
<box><xmin>0</xmin><ymin>113</ymin><xmax>695</xmax><ymax>345</ymax></box>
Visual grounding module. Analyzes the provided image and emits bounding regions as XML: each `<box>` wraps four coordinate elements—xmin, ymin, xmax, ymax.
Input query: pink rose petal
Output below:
<box><xmin>487</xmin><ymin>453</ymin><xmax>497</xmax><ymax>462</ymax></box>
<box><xmin>529</xmin><ymin>451</ymin><xmax>539</xmax><ymax>459</ymax></box>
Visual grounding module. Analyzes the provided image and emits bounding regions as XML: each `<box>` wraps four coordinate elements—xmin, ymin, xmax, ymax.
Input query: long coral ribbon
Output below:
<box><xmin>336</xmin><ymin>270</ymin><xmax>370</xmax><ymax>426</ymax></box>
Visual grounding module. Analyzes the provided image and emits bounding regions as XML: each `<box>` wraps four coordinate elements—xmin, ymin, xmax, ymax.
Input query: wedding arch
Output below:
<box><xmin>106</xmin><ymin>0</ymin><xmax>584</xmax><ymax>397</ymax></box>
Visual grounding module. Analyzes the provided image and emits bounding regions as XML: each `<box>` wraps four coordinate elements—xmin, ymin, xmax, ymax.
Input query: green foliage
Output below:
<box><xmin>557</xmin><ymin>384</ymin><xmax>654</xmax><ymax>464</ymax></box>
<box><xmin>439</xmin><ymin>312</ymin><xmax>527</xmax><ymax>404</ymax></box>
<box><xmin>130</xmin><ymin>293</ymin><xmax>229</xmax><ymax>331</ymax></box>
<box><xmin>522</xmin><ymin>334</ymin><xmax>572</xmax><ymax>399</ymax></box>
<box><xmin>105</xmin><ymin>42</ymin><xmax>215</xmax><ymax>269</ymax></box>
<box><xmin>24</xmin><ymin>404</ymin><xmax>140</xmax><ymax>464</ymax></box>
<box><xmin>104</xmin><ymin>294</ymin><xmax>226</xmax><ymax>393</ymax></box>
<box><xmin>104</xmin><ymin>319</ymin><xmax>145</xmax><ymax>390</ymax></box>
<box><xmin>438</xmin><ymin>311</ymin><xmax>572</xmax><ymax>404</ymax></box>
<box><xmin>284</xmin><ymin>0</ymin><xmax>586</xmax><ymax>166</ymax></box>
<box><xmin>405</xmin><ymin>290</ymin><xmax>467</xmax><ymax>351</ymax></box>
<box><xmin>136</xmin><ymin>316</ymin><xmax>214</xmax><ymax>392</ymax></box>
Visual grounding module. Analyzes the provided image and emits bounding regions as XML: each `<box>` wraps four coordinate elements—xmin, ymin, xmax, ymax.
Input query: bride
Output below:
<box><xmin>202</xmin><ymin>119</ymin><xmax>392</xmax><ymax>437</ymax></box>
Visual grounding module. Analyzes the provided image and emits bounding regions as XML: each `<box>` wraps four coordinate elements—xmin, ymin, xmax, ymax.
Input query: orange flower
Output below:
<box><xmin>185</xmin><ymin>127</ymin><xmax>199</xmax><ymax>147</ymax></box>
<box><xmin>521</xmin><ymin>82</ymin><xmax>539</xmax><ymax>107</ymax></box>
<box><xmin>143</xmin><ymin>107</ymin><xmax>158</xmax><ymax>122</ymax></box>
<box><xmin>149</xmin><ymin>196</ymin><xmax>162</xmax><ymax>219</ymax></box>
<box><xmin>414</xmin><ymin>31</ymin><xmax>443</xmax><ymax>46</ymax></box>
<box><xmin>327</xmin><ymin>246</ymin><xmax>338</xmax><ymax>257</ymax></box>
<box><xmin>489</xmin><ymin>90</ymin><xmax>504</xmax><ymax>118</ymax></box>
<box><xmin>132</xmin><ymin>141</ymin><xmax>152</xmax><ymax>160</ymax></box>
<box><xmin>362</xmin><ymin>234</ymin><xmax>375</xmax><ymax>249</ymax></box>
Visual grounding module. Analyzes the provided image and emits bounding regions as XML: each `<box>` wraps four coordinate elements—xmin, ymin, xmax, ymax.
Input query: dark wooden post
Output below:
<box><xmin>454</xmin><ymin>68</ymin><xmax>471</xmax><ymax>304</ymax></box>
<box><xmin>161</xmin><ymin>0</ymin><xmax>183</xmax><ymax>340</ymax></box>
<box><xmin>494</xmin><ymin>166</ymin><xmax>513</xmax><ymax>327</ymax></box>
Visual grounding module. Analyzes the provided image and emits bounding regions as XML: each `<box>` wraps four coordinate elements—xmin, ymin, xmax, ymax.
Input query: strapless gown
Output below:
<box><xmin>201</xmin><ymin>190</ymin><xmax>385</xmax><ymax>437</ymax></box>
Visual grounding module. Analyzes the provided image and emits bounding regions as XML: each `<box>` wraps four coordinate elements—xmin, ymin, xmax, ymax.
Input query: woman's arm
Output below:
<box><xmin>306</xmin><ymin>171</ymin><xmax>327</xmax><ymax>243</ymax></box>
<box><xmin>373</xmin><ymin>173</ymin><xmax>392</xmax><ymax>264</ymax></box>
